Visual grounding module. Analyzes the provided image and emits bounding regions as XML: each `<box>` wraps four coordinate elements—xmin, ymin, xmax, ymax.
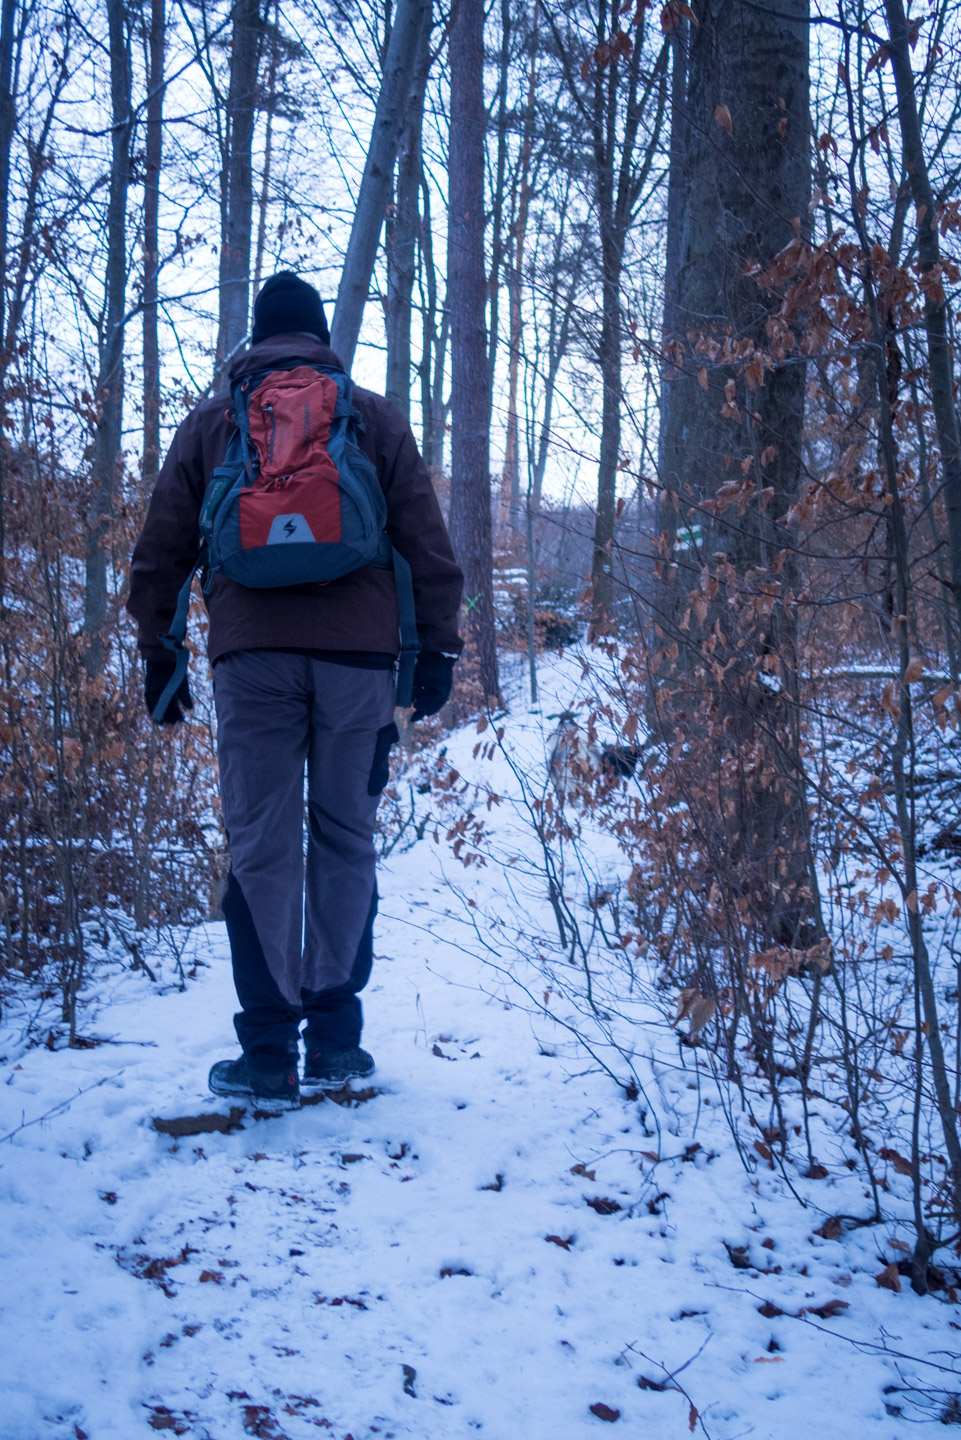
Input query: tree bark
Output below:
<box><xmin>0</xmin><ymin>0</ymin><xmax>17</xmax><ymax>596</ymax></box>
<box><xmin>252</xmin><ymin>0</ymin><xmax>279</xmax><ymax>300</ymax></box>
<box><xmin>84</xmin><ymin>0</ymin><xmax>132</xmax><ymax>675</ymax></box>
<box><xmin>385</xmin><ymin>0</ymin><xmax>431</xmax><ymax>418</ymax></box>
<box><xmin>499</xmin><ymin>11</ymin><xmax>537</xmax><ymax>539</ymax></box>
<box><xmin>141</xmin><ymin>0</ymin><xmax>165</xmax><ymax>492</ymax></box>
<box><xmin>448</xmin><ymin>0</ymin><xmax>500</xmax><ymax>702</ymax></box>
<box><xmin>883</xmin><ymin>0</ymin><xmax>961</xmax><ymax>650</ymax></box>
<box><xmin>585</xmin><ymin>3</ymin><xmax>652</xmax><ymax>636</ymax></box>
<box><xmin>658</xmin><ymin>18</ymin><xmax>687</xmax><ymax>484</ymax></box>
<box><xmin>658</xmin><ymin>0</ymin><xmax>813</xmax><ymax>943</ymax></box>
<box><xmin>215</xmin><ymin>0</ymin><xmax>264</xmax><ymax>378</ymax></box>
<box><xmin>330</xmin><ymin>0</ymin><xmax>430</xmax><ymax>371</ymax></box>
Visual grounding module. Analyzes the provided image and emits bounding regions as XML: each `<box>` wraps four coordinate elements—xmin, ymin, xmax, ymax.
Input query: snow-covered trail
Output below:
<box><xmin>1</xmin><ymin>659</ymin><xmax>957</xmax><ymax>1438</ymax></box>
<box><xmin>0</xmin><ymin>887</ymin><xmax>947</xmax><ymax>1440</ymax></box>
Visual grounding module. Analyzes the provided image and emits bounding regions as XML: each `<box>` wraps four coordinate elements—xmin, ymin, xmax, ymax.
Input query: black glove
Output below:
<box><xmin>144</xmin><ymin>659</ymin><xmax>193</xmax><ymax>726</ymax></box>
<box><xmin>410</xmin><ymin>651</ymin><xmax>455</xmax><ymax>721</ymax></box>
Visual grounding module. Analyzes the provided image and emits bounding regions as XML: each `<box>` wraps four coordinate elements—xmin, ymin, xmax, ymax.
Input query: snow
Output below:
<box><xmin>1</xmin><ymin>652</ymin><xmax>958</xmax><ymax>1439</ymax></box>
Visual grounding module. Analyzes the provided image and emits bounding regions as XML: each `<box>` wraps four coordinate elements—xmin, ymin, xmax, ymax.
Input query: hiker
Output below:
<box><xmin>127</xmin><ymin>271</ymin><xmax>463</xmax><ymax>1110</ymax></box>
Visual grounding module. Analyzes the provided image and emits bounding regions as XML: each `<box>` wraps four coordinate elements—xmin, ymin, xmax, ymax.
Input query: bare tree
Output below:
<box><xmin>330</xmin><ymin>0</ymin><xmax>430</xmax><ymax>370</ymax></box>
<box><xmin>657</xmin><ymin>0</ymin><xmax>813</xmax><ymax>941</ymax></box>
<box><xmin>0</xmin><ymin>0</ymin><xmax>16</xmax><ymax>592</ymax></box>
<box><xmin>884</xmin><ymin>0</ymin><xmax>961</xmax><ymax>648</ymax></box>
<box><xmin>141</xmin><ymin>0</ymin><xmax>165</xmax><ymax>491</ymax></box>
<box><xmin>215</xmin><ymin>0</ymin><xmax>265</xmax><ymax>374</ymax></box>
<box><xmin>541</xmin><ymin>1</ymin><xmax>667</xmax><ymax>634</ymax></box>
<box><xmin>448</xmin><ymin>0</ymin><xmax>499</xmax><ymax>702</ymax></box>
<box><xmin>385</xmin><ymin>0</ymin><xmax>432</xmax><ymax>417</ymax></box>
<box><xmin>84</xmin><ymin>0</ymin><xmax>133</xmax><ymax>675</ymax></box>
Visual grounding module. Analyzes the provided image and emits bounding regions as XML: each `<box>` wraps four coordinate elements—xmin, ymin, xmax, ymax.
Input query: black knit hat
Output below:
<box><xmin>251</xmin><ymin>271</ymin><xmax>330</xmax><ymax>345</ymax></box>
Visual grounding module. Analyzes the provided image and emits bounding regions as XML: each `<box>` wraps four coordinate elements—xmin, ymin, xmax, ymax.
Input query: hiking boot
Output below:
<box><xmin>302</xmin><ymin>1046</ymin><xmax>375</xmax><ymax>1092</ymax></box>
<box><xmin>208</xmin><ymin>1055</ymin><xmax>300</xmax><ymax>1111</ymax></box>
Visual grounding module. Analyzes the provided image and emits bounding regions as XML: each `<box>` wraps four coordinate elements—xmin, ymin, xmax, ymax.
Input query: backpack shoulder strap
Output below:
<box><xmin>391</xmin><ymin>546</ymin><xmax>420</xmax><ymax>707</ymax></box>
<box><xmin>150</xmin><ymin>568</ymin><xmax>197</xmax><ymax>721</ymax></box>
<box><xmin>149</xmin><ymin>418</ymin><xmax>247</xmax><ymax>723</ymax></box>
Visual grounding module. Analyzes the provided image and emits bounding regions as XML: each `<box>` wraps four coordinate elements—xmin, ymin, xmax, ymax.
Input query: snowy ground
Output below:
<box><xmin>2</xmin><ymin>656</ymin><xmax>960</xmax><ymax>1439</ymax></box>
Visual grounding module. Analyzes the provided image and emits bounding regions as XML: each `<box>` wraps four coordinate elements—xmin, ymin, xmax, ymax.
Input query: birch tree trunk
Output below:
<box><xmin>83</xmin><ymin>0</ymin><xmax>132</xmax><ymax>676</ymax></box>
<box><xmin>330</xmin><ymin>0</ymin><xmax>430</xmax><ymax>371</ymax></box>
<box><xmin>215</xmin><ymin>0</ymin><xmax>263</xmax><ymax>377</ymax></box>
<box><xmin>448</xmin><ymin>0</ymin><xmax>500</xmax><ymax>702</ymax></box>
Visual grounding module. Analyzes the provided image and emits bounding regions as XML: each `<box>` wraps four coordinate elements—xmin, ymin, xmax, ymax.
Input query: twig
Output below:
<box><xmin>0</xmin><ymin>1073</ymin><xmax>121</xmax><ymax>1144</ymax></box>
<box><xmin>625</xmin><ymin>1337</ymin><xmax>714</xmax><ymax>1437</ymax></box>
<box><xmin>708</xmin><ymin>1281</ymin><xmax>961</xmax><ymax>1377</ymax></box>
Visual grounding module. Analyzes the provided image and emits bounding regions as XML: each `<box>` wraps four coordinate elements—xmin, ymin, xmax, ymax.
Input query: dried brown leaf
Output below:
<box><xmin>876</xmin><ymin>1263</ymin><xmax>902</xmax><ymax>1293</ymax></box>
<box><xmin>714</xmin><ymin>103</ymin><xmax>732</xmax><ymax>135</ymax></box>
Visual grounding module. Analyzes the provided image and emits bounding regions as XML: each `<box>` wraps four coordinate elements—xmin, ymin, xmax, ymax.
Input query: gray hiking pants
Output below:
<box><xmin>213</xmin><ymin>651</ymin><xmax>396</xmax><ymax>1009</ymax></box>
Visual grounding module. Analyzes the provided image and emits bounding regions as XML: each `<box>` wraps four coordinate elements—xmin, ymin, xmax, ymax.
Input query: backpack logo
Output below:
<box><xmin>267</xmin><ymin>513</ymin><xmax>315</xmax><ymax>544</ymax></box>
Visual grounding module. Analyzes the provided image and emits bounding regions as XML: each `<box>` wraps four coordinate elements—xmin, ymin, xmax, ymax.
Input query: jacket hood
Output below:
<box><xmin>230</xmin><ymin>333</ymin><xmax>345</xmax><ymax>379</ymax></box>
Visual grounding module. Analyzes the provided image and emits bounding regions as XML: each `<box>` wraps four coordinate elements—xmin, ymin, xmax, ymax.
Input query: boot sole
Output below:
<box><xmin>208</xmin><ymin>1078</ymin><xmax>301</xmax><ymax>1111</ymax></box>
<box><xmin>301</xmin><ymin>1070</ymin><xmax>374</xmax><ymax>1093</ymax></box>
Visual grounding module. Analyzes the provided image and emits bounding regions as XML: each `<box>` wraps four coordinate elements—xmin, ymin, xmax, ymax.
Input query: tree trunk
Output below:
<box><xmin>0</xmin><ymin>0</ymin><xmax>17</xmax><ymax>596</ymax></box>
<box><xmin>83</xmin><ymin>0</ymin><xmax>132</xmax><ymax>676</ymax></box>
<box><xmin>330</xmin><ymin>0</ymin><xmax>430</xmax><ymax>371</ymax></box>
<box><xmin>215</xmin><ymin>0</ymin><xmax>263</xmax><ymax>378</ymax></box>
<box><xmin>486</xmin><ymin>0</ymin><xmax>511</xmax><ymax>409</ymax></box>
<box><xmin>252</xmin><ymin>0</ymin><xmax>278</xmax><ymax>300</ymax></box>
<box><xmin>385</xmin><ymin>0</ymin><xmax>431</xmax><ymax>418</ymax></box>
<box><xmin>587</xmin><ymin>3</ymin><xmax>647</xmax><ymax>637</ymax></box>
<box><xmin>884</xmin><ymin>0</ymin><xmax>961</xmax><ymax>650</ymax></box>
<box><xmin>448</xmin><ymin>0</ymin><xmax>499</xmax><ymax>702</ymax></box>
<box><xmin>499</xmin><ymin>12</ymin><xmax>537</xmax><ymax>539</ymax></box>
<box><xmin>658</xmin><ymin>0</ymin><xmax>813</xmax><ymax>943</ymax></box>
<box><xmin>141</xmin><ymin>0</ymin><xmax>165</xmax><ymax>492</ymax></box>
<box><xmin>658</xmin><ymin>18</ymin><xmax>687</xmax><ymax>484</ymax></box>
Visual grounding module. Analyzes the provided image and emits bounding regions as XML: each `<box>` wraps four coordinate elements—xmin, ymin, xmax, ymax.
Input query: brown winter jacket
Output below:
<box><xmin>127</xmin><ymin>335</ymin><xmax>463</xmax><ymax>664</ymax></box>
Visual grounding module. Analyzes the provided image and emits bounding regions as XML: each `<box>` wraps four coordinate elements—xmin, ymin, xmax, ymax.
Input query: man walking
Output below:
<box><xmin>128</xmin><ymin>272</ymin><xmax>463</xmax><ymax>1109</ymax></box>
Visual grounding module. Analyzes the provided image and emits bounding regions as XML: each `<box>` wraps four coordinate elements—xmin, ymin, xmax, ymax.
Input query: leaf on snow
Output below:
<box><xmin>878</xmin><ymin>1147</ymin><xmax>914</xmax><ymax>1176</ymax></box>
<box><xmin>801</xmin><ymin>1297</ymin><xmax>849</xmax><ymax>1318</ymax></box>
<box><xmin>589</xmin><ymin>1402</ymin><xmax>621</xmax><ymax>1422</ymax></box>
<box><xmin>586</xmin><ymin>1196</ymin><xmax>623</xmax><ymax>1215</ymax></box>
<box><xmin>876</xmin><ymin>1263</ymin><xmax>902</xmax><ymax>1293</ymax></box>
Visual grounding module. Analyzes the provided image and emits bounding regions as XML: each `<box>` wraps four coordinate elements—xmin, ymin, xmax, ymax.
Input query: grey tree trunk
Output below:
<box><xmin>448</xmin><ymin>0</ymin><xmax>500</xmax><ymax>702</ymax></box>
<box><xmin>330</xmin><ymin>0</ymin><xmax>430</xmax><ymax>371</ymax></box>
<box><xmin>659</xmin><ymin>0</ymin><xmax>813</xmax><ymax>943</ymax></box>
<box><xmin>385</xmin><ymin>0</ymin><xmax>431</xmax><ymax>418</ymax></box>
<box><xmin>214</xmin><ymin>0</ymin><xmax>263</xmax><ymax>378</ymax></box>
<box><xmin>141</xmin><ymin>0</ymin><xmax>165</xmax><ymax>492</ymax></box>
<box><xmin>0</xmin><ymin>0</ymin><xmax>17</xmax><ymax>595</ymax></box>
<box><xmin>657</xmin><ymin>19</ymin><xmax>687</xmax><ymax>484</ymax></box>
<box><xmin>83</xmin><ymin>0</ymin><xmax>132</xmax><ymax>676</ymax></box>
<box><xmin>486</xmin><ymin>0</ymin><xmax>512</xmax><ymax>409</ymax></box>
<box><xmin>583</xmin><ymin>2</ymin><xmax>654</xmax><ymax>635</ymax></box>
<box><xmin>884</xmin><ymin>0</ymin><xmax>961</xmax><ymax>650</ymax></box>
<box><xmin>499</xmin><ymin>11</ymin><xmax>538</xmax><ymax>538</ymax></box>
<box><xmin>252</xmin><ymin>0</ymin><xmax>278</xmax><ymax>300</ymax></box>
